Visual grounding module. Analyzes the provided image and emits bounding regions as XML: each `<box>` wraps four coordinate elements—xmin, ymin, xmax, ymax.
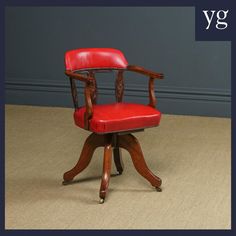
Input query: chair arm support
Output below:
<box><xmin>69</xmin><ymin>77</ymin><xmax>79</xmax><ymax>110</ymax></box>
<box><xmin>126</xmin><ymin>65</ymin><xmax>164</xmax><ymax>108</ymax></box>
<box><xmin>148</xmin><ymin>77</ymin><xmax>157</xmax><ymax>108</ymax></box>
<box><xmin>126</xmin><ymin>65</ymin><xmax>164</xmax><ymax>79</ymax></box>
<box><xmin>84</xmin><ymin>83</ymin><xmax>94</xmax><ymax>130</ymax></box>
<box><xmin>65</xmin><ymin>70</ymin><xmax>94</xmax><ymax>83</ymax></box>
<box><xmin>65</xmin><ymin>70</ymin><xmax>94</xmax><ymax>129</ymax></box>
<box><xmin>66</xmin><ymin>70</ymin><xmax>94</xmax><ymax>128</ymax></box>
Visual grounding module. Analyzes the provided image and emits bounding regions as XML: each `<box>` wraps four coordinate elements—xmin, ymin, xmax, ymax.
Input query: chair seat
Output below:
<box><xmin>74</xmin><ymin>103</ymin><xmax>161</xmax><ymax>133</ymax></box>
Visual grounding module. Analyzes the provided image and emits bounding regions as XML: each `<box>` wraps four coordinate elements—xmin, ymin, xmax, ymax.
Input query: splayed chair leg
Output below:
<box><xmin>63</xmin><ymin>133</ymin><xmax>105</xmax><ymax>184</ymax></box>
<box><xmin>118</xmin><ymin>134</ymin><xmax>162</xmax><ymax>191</ymax></box>
<box><xmin>99</xmin><ymin>141</ymin><xmax>112</xmax><ymax>203</ymax></box>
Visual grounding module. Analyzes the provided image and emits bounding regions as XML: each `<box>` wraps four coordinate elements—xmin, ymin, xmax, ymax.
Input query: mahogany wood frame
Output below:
<box><xmin>63</xmin><ymin>65</ymin><xmax>164</xmax><ymax>203</ymax></box>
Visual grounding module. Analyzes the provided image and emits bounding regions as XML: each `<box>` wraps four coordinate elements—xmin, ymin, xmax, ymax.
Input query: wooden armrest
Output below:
<box><xmin>126</xmin><ymin>65</ymin><xmax>164</xmax><ymax>79</ymax></box>
<box><xmin>65</xmin><ymin>70</ymin><xmax>94</xmax><ymax>83</ymax></box>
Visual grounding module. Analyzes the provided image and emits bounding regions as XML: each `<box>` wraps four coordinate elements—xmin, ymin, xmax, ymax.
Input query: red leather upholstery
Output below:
<box><xmin>74</xmin><ymin>103</ymin><xmax>161</xmax><ymax>133</ymax></box>
<box><xmin>65</xmin><ymin>48</ymin><xmax>128</xmax><ymax>71</ymax></box>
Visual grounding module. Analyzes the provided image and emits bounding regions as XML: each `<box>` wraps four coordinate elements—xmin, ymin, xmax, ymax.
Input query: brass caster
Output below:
<box><xmin>155</xmin><ymin>187</ymin><xmax>162</xmax><ymax>192</ymax></box>
<box><xmin>99</xmin><ymin>198</ymin><xmax>105</xmax><ymax>204</ymax></box>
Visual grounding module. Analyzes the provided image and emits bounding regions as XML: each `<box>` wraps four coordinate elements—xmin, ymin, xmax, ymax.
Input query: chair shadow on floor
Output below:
<box><xmin>62</xmin><ymin>173</ymin><xmax>120</xmax><ymax>185</ymax></box>
<box><xmin>6</xmin><ymin>172</ymin><xmax>157</xmax><ymax>205</ymax></box>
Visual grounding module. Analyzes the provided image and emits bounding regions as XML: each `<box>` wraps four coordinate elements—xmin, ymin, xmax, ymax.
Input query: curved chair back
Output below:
<box><xmin>65</xmin><ymin>48</ymin><xmax>128</xmax><ymax>71</ymax></box>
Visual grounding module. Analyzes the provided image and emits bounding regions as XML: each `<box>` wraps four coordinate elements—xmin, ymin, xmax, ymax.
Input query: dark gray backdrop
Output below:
<box><xmin>5</xmin><ymin>7</ymin><xmax>231</xmax><ymax>117</ymax></box>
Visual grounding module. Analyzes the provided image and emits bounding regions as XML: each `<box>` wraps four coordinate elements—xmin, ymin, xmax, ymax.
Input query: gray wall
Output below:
<box><xmin>5</xmin><ymin>7</ymin><xmax>231</xmax><ymax>117</ymax></box>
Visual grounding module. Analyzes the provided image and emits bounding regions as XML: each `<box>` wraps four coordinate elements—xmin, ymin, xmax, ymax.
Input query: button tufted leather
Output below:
<box><xmin>65</xmin><ymin>48</ymin><xmax>128</xmax><ymax>71</ymax></box>
<box><xmin>74</xmin><ymin>103</ymin><xmax>161</xmax><ymax>133</ymax></box>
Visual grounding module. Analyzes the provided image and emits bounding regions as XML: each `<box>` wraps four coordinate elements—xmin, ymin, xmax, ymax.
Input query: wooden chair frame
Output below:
<box><xmin>63</xmin><ymin>65</ymin><xmax>164</xmax><ymax>203</ymax></box>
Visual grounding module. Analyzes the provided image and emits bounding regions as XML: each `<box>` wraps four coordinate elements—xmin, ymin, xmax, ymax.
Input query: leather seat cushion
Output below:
<box><xmin>74</xmin><ymin>103</ymin><xmax>161</xmax><ymax>133</ymax></box>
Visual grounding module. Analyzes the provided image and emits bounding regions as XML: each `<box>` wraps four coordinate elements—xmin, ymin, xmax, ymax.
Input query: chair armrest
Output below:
<box><xmin>65</xmin><ymin>70</ymin><xmax>94</xmax><ymax>83</ymax></box>
<box><xmin>126</xmin><ymin>65</ymin><xmax>164</xmax><ymax>79</ymax></box>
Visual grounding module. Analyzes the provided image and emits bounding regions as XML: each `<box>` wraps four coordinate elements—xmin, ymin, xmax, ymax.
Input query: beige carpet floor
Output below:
<box><xmin>5</xmin><ymin>105</ymin><xmax>231</xmax><ymax>229</ymax></box>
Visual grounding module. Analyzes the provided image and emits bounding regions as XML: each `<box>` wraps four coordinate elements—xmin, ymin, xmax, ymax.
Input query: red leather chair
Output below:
<box><xmin>63</xmin><ymin>48</ymin><xmax>164</xmax><ymax>203</ymax></box>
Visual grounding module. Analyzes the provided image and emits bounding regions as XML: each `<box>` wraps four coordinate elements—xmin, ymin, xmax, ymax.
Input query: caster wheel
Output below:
<box><xmin>155</xmin><ymin>187</ymin><xmax>162</xmax><ymax>192</ymax></box>
<box><xmin>99</xmin><ymin>198</ymin><xmax>105</xmax><ymax>204</ymax></box>
<box><xmin>117</xmin><ymin>171</ymin><xmax>123</xmax><ymax>175</ymax></box>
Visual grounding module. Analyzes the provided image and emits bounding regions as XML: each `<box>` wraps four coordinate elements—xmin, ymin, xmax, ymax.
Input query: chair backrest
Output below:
<box><xmin>65</xmin><ymin>48</ymin><xmax>128</xmax><ymax>71</ymax></box>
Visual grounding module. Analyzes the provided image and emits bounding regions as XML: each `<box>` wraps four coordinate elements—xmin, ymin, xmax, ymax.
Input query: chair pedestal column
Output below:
<box><xmin>63</xmin><ymin>132</ymin><xmax>162</xmax><ymax>203</ymax></box>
